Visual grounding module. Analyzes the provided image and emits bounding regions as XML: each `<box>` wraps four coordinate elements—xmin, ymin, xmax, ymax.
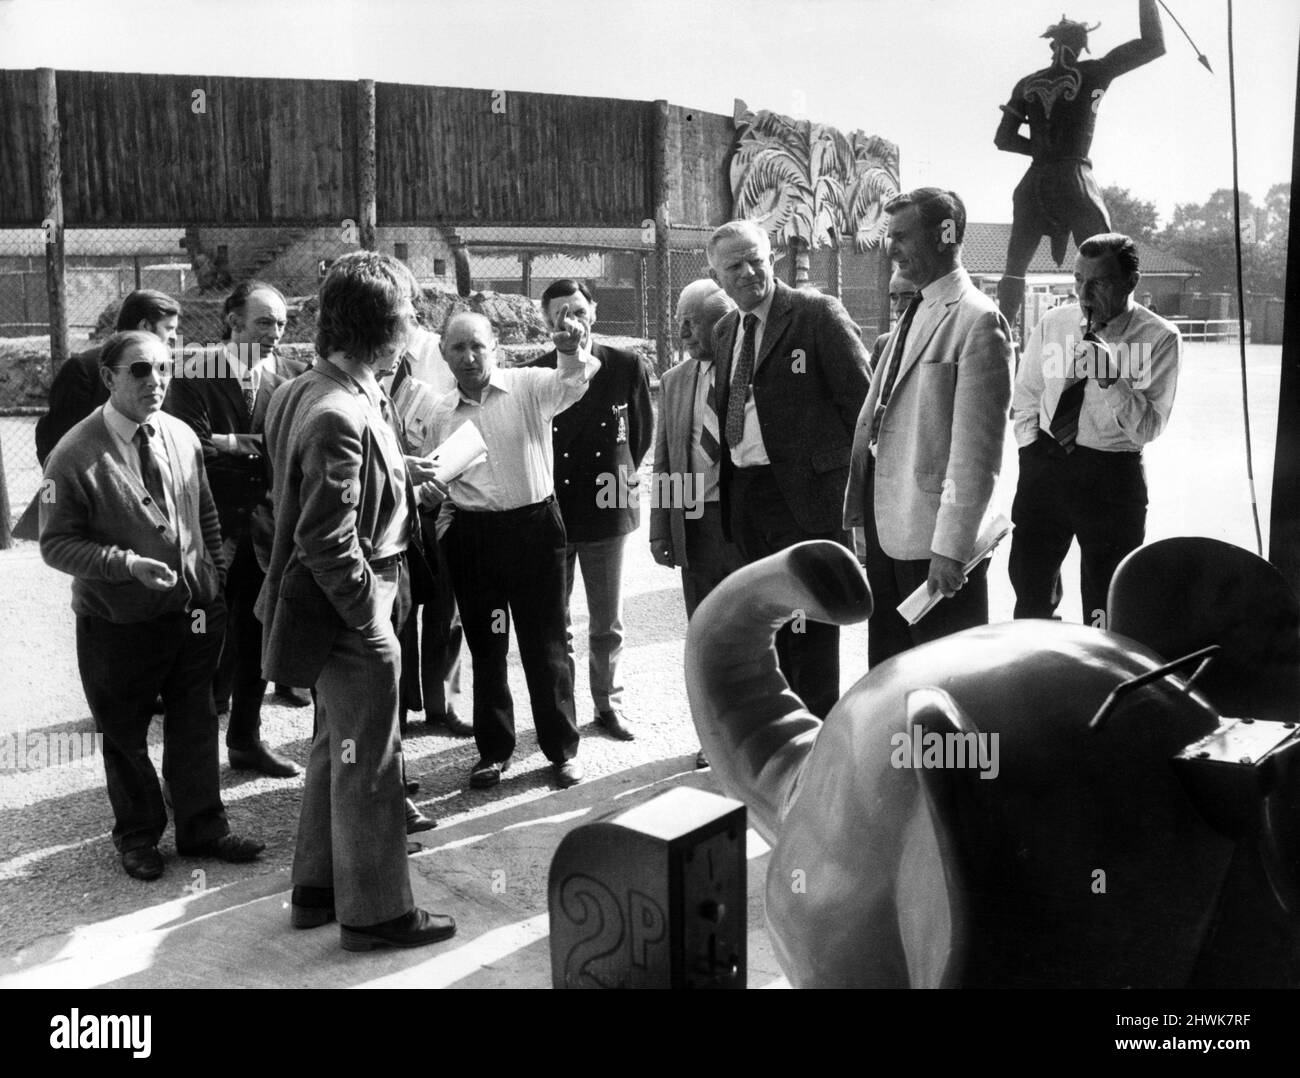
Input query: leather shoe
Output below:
<box><xmin>594</xmin><ymin>709</ymin><xmax>635</xmax><ymax>741</ymax></box>
<box><xmin>121</xmin><ymin>846</ymin><xmax>164</xmax><ymax>881</ymax></box>
<box><xmin>271</xmin><ymin>685</ymin><xmax>311</xmax><ymax>708</ymax></box>
<box><xmin>429</xmin><ymin>709</ymin><xmax>475</xmax><ymax>737</ymax></box>
<box><xmin>405</xmin><ymin>799</ymin><xmax>437</xmax><ymax>834</ymax></box>
<box><xmin>291</xmin><ymin>885</ymin><xmax>335</xmax><ymax>929</ymax></box>
<box><xmin>179</xmin><ymin>833</ymin><xmax>265</xmax><ymax>862</ymax></box>
<box><xmin>340</xmin><ymin>907</ymin><xmax>457</xmax><ymax>951</ymax></box>
<box><xmin>469</xmin><ymin>758</ymin><xmax>510</xmax><ymax>789</ymax></box>
<box><xmin>229</xmin><ymin>742</ymin><xmax>301</xmax><ymax>778</ymax></box>
<box><xmin>553</xmin><ymin>758</ymin><xmax>585</xmax><ymax>789</ymax></box>
<box><xmin>695</xmin><ymin>748</ymin><xmax>710</xmax><ymax>769</ymax></box>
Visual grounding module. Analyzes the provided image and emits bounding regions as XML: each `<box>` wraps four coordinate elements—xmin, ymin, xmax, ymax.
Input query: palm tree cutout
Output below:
<box><xmin>730</xmin><ymin>99</ymin><xmax>899</xmax><ymax>287</ymax></box>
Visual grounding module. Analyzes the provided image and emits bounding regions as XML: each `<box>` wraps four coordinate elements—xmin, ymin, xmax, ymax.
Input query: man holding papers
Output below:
<box><xmin>426</xmin><ymin>311</ymin><xmax>600</xmax><ymax>791</ymax></box>
<box><xmin>844</xmin><ymin>187</ymin><xmax>1014</xmax><ymax>665</ymax></box>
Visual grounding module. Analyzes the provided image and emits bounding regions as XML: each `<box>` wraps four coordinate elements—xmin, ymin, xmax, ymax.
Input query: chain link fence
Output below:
<box><xmin>0</xmin><ymin>221</ymin><xmax>886</xmax><ymax>534</ymax></box>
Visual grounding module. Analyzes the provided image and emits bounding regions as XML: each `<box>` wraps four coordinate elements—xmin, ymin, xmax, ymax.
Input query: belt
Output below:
<box><xmin>368</xmin><ymin>550</ymin><xmax>406</xmax><ymax>570</ymax></box>
<box><xmin>457</xmin><ymin>494</ymin><xmax>555</xmax><ymax>520</ymax></box>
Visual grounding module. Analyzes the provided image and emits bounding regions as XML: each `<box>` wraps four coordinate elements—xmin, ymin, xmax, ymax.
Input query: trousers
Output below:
<box><xmin>564</xmin><ymin>534</ymin><xmax>627</xmax><ymax>712</ymax></box>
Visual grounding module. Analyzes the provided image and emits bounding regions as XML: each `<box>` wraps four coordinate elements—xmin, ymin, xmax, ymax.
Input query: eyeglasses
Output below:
<box><xmin>114</xmin><ymin>360</ymin><xmax>175</xmax><ymax>379</ymax></box>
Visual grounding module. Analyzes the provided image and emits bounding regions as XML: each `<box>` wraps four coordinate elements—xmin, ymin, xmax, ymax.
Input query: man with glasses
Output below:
<box><xmin>39</xmin><ymin>331</ymin><xmax>265</xmax><ymax>882</ymax></box>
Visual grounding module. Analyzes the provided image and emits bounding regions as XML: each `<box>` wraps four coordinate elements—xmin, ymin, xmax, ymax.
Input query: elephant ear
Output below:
<box><xmin>895</xmin><ymin>688</ymin><xmax>979</xmax><ymax>989</ymax></box>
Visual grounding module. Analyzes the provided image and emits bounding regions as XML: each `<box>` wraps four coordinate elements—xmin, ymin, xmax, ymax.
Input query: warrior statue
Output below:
<box><xmin>995</xmin><ymin>0</ymin><xmax>1166</xmax><ymax>330</ymax></box>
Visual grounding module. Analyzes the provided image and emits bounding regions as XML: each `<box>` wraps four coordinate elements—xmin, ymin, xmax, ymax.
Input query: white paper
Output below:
<box><xmin>896</xmin><ymin>513</ymin><xmax>1015</xmax><ymax>626</ymax></box>
<box><xmin>430</xmin><ymin>421</ymin><xmax>488</xmax><ymax>484</ymax></box>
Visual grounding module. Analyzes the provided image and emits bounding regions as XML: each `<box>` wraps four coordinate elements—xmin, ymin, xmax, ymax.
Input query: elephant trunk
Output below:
<box><xmin>685</xmin><ymin>540</ymin><xmax>872</xmax><ymax>842</ymax></box>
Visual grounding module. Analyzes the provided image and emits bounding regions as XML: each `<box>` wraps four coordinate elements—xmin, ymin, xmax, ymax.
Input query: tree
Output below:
<box><xmin>1101</xmin><ymin>185</ymin><xmax>1160</xmax><ymax>242</ymax></box>
<box><xmin>1159</xmin><ymin>187</ymin><xmax>1288</xmax><ymax>298</ymax></box>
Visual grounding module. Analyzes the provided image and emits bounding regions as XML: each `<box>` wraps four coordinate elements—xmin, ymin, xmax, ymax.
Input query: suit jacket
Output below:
<box><xmin>869</xmin><ymin>331</ymin><xmax>891</xmax><ymax>379</ymax></box>
<box><xmin>843</xmin><ymin>266</ymin><xmax>1013</xmax><ymax>562</ymax></box>
<box><xmin>163</xmin><ymin>347</ymin><xmax>287</xmax><ymax>543</ymax></box>
<box><xmin>650</xmin><ymin>357</ymin><xmax>705</xmax><ymax>567</ymax></box>
<box><xmin>39</xmin><ymin>408</ymin><xmax>224</xmax><ymax>623</ymax></box>
<box><xmin>529</xmin><ymin>342</ymin><xmax>653</xmax><ymax>543</ymax></box>
<box><xmin>713</xmin><ymin>279</ymin><xmax>870</xmax><ymax>536</ymax></box>
<box><xmin>35</xmin><ymin>346</ymin><xmax>107</xmax><ymax>466</ymax></box>
<box><xmin>256</xmin><ymin>359</ymin><xmax>417</xmax><ymax>687</ymax></box>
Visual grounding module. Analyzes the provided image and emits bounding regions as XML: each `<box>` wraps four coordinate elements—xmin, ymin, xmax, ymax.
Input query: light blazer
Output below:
<box><xmin>256</xmin><ymin>358</ymin><xmax>414</xmax><ymax>687</ymax></box>
<box><xmin>649</xmin><ymin>357</ymin><xmax>707</xmax><ymax>567</ymax></box>
<box><xmin>39</xmin><ymin>407</ymin><xmax>224</xmax><ymax>623</ymax></box>
<box><xmin>714</xmin><ymin>279</ymin><xmax>871</xmax><ymax>536</ymax></box>
<box><xmin>843</xmin><ymin>266</ymin><xmax>1013</xmax><ymax>562</ymax></box>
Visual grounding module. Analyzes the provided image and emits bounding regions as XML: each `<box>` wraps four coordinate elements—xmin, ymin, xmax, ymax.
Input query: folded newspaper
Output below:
<box><xmin>896</xmin><ymin>513</ymin><xmax>1014</xmax><ymax>626</ymax></box>
<box><xmin>430</xmin><ymin>421</ymin><xmax>488</xmax><ymax>484</ymax></box>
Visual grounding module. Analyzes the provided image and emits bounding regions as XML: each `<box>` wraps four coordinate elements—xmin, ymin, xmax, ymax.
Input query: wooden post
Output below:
<box><xmin>828</xmin><ymin>239</ymin><xmax>842</xmax><ymax>299</ymax></box>
<box><xmin>357</xmin><ymin>79</ymin><xmax>377</xmax><ymax>251</ymax></box>
<box><xmin>637</xmin><ymin>254</ymin><xmax>648</xmax><ymax>337</ymax></box>
<box><xmin>521</xmin><ymin>251</ymin><xmax>533</xmax><ymax>298</ymax></box>
<box><xmin>38</xmin><ymin>68</ymin><xmax>67</xmax><ymax>371</ymax></box>
<box><xmin>653</xmin><ymin>100</ymin><xmax>672</xmax><ymax>374</ymax></box>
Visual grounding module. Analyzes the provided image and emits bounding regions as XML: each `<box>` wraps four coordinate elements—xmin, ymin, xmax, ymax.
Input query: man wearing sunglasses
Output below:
<box><xmin>39</xmin><ymin>330</ymin><xmax>265</xmax><ymax>882</ymax></box>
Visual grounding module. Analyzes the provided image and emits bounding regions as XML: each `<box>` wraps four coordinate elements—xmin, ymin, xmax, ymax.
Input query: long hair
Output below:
<box><xmin>315</xmin><ymin>252</ymin><xmax>419</xmax><ymax>363</ymax></box>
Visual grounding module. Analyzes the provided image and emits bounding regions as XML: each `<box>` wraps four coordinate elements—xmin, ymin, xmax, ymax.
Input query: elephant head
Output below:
<box><xmin>686</xmin><ymin>540</ymin><xmax>1285</xmax><ymax>988</ymax></box>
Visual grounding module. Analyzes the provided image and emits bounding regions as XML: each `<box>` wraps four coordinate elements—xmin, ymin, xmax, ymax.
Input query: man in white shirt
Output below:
<box><xmin>427</xmin><ymin>312</ymin><xmax>599</xmax><ymax>790</ymax></box>
<box><xmin>1009</xmin><ymin>231</ymin><xmax>1182</xmax><ymax>623</ymax></box>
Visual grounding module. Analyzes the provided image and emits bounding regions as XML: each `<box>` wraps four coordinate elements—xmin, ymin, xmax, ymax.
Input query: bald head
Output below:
<box><xmin>676</xmin><ymin>279</ymin><xmax>736</xmax><ymax>361</ymax></box>
<box><xmin>442</xmin><ymin>311</ymin><xmax>497</xmax><ymax>398</ymax></box>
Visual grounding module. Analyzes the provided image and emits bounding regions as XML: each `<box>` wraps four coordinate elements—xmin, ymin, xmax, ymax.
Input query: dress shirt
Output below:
<box><xmin>102</xmin><ymin>401</ymin><xmax>178</xmax><ymax>575</ymax></box>
<box><xmin>728</xmin><ymin>288</ymin><xmax>776</xmax><ymax>467</ymax></box>
<box><xmin>690</xmin><ymin>358</ymin><xmax>721</xmax><ymax>503</ymax></box>
<box><xmin>321</xmin><ymin>356</ymin><xmax>411</xmax><ymax>560</ymax></box>
<box><xmin>429</xmin><ymin>350</ymin><xmax>600</xmax><ymax>511</ymax></box>
<box><xmin>211</xmin><ymin>342</ymin><xmax>272</xmax><ymax>453</ymax></box>
<box><xmin>1013</xmin><ymin>299</ymin><xmax>1182</xmax><ymax>452</ymax></box>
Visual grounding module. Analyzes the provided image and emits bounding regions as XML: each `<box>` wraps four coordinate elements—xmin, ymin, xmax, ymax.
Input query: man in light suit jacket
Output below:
<box><xmin>258</xmin><ymin>252</ymin><xmax>455</xmax><ymax>951</ymax></box>
<box><xmin>844</xmin><ymin>187</ymin><xmax>1013</xmax><ymax>666</ymax></box>
<box><xmin>40</xmin><ymin>331</ymin><xmax>264</xmax><ymax>882</ymax></box>
<box><xmin>708</xmin><ymin>220</ymin><xmax>871</xmax><ymax>719</ymax></box>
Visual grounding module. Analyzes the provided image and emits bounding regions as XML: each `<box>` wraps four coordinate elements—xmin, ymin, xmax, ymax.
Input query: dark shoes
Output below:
<box><xmin>271</xmin><ymin>685</ymin><xmax>311</xmax><ymax>708</ymax></box>
<box><xmin>121</xmin><ymin>846</ymin><xmax>164</xmax><ymax>881</ymax></box>
<box><xmin>469</xmin><ymin>758</ymin><xmax>510</xmax><ymax>789</ymax></box>
<box><xmin>429</xmin><ymin>709</ymin><xmax>475</xmax><ymax>737</ymax></box>
<box><xmin>179</xmin><ymin>833</ymin><xmax>266</xmax><ymax>863</ymax></box>
<box><xmin>405</xmin><ymin>799</ymin><xmax>437</xmax><ymax>834</ymax></box>
<box><xmin>340</xmin><ymin>908</ymin><xmax>457</xmax><ymax>952</ymax></box>
<box><xmin>229</xmin><ymin>742</ymin><xmax>301</xmax><ymax>778</ymax></box>
<box><xmin>594</xmin><ymin>709</ymin><xmax>635</xmax><ymax>741</ymax></box>
<box><xmin>291</xmin><ymin>885</ymin><xmax>335</xmax><ymax>929</ymax></box>
<box><xmin>553</xmin><ymin>759</ymin><xmax>585</xmax><ymax>789</ymax></box>
<box><xmin>695</xmin><ymin>748</ymin><xmax>710</xmax><ymax>770</ymax></box>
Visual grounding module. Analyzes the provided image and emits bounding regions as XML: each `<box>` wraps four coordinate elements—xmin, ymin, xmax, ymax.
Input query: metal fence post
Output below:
<box><xmin>653</xmin><ymin>100</ymin><xmax>671</xmax><ymax>374</ymax></box>
<box><xmin>38</xmin><ymin>68</ymin><xmax>67</xmax><ymax>371</ymax></box>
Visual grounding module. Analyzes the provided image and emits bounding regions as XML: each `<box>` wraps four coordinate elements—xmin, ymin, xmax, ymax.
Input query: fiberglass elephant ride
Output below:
<box><xmin>685</xmin><ymin>540</ymin><xmax>1300</xmax><ymax>989</ymax></box>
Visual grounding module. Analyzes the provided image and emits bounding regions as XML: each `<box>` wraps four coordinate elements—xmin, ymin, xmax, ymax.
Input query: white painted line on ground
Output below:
<box><xmin>358</xmin><ymin>913</ymin><xmax>551</xmax><ymax>989</ymax></box>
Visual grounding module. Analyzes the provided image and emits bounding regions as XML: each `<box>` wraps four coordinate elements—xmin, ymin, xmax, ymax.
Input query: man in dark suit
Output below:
<box><xmin>529</xmin><ymin>280</ymin><xmax>652</xmax><ymax>741</ymax></box>
<box><xmin>258</xmin><ymin>251</ymin><xmax>455</xmax><ymax>950</ymax></box>
<box><xmin>166</xmin><ymin>281</ymin><xmax>297</xmax><ymax>777</ymax></box>
<box><xmin>40</xmin><ymin>331</ymin><xmax>264</xmax><ymax>881</ymax></box>
<box><xmin>708</xmin><ymin>220</ymin><xmax>872</xmax><ymax>718</ymax></box>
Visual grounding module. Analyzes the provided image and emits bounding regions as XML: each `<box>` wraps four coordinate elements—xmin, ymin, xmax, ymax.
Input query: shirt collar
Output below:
<box><xmin>1090</xmin><ymin>296</ymin><xmax>1138</xmax><ymax>336</ymax></box>
<box><xmin>455</xmin><ymin>365</ymin><xmax>510</xmax><ymax>405</ymax></box>
<box><xmin>103</xmin><ymin>400</ymin><xmax>150</xmax><ymax>444</ymax></box>
<box><xmin>918</xmin><ymin>266</ymin><xmax>969</xmax><ymax>307</ymax></box>
<box><xmin>741</xmin><ymin>287</ymin><xmax>776</xmax><ymax>327</ymax></box>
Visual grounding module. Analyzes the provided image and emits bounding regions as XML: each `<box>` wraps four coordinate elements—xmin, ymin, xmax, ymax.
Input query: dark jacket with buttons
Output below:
<box><xmin>530</xmin><ymin>342</ymin><xmax>653</xmax><ymax>543</ymax></box>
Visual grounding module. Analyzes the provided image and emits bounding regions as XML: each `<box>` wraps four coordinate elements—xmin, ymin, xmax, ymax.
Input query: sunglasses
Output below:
<box><xmin>113</xmin><ymin>360</ymin><xmax>175</xmax><ymax>379</ymax></box>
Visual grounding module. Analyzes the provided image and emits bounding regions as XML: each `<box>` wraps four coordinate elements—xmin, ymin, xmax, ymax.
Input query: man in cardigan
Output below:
<box><xmin>39</xmin><ymin>331</ymin><xmax>265</xmax><ymax>882</ymax></box>
<box><xmin>529</xmin><ymin>280</ymin><xmax>652</xmax><ymax>742</ymax></box>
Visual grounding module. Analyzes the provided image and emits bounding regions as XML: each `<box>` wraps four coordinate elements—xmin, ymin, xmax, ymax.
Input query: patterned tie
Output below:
<box><xmin>724</xmin><ymin>314</ymin><xmax>758</xmax><ymax>448</ymax></box>
<box><xmin>241</xmin><ymin>374</ymin><xmax>257</xmax><ymax>420</ymax></box>
<box><xmin>135</xmin><ymin>423</ymin><xmax>169</xmax><ymax>520</ymax></box>
<box><xmin>869</xmin><ymin>294</ymin><xmax>923</xmax><ymax>448</ymax></box>
<box><xmin>1049</xmin><ymin>332</ymin><xmax>1095</xmax><ymax>453</ymax></box>
<box><xmin>699</xmin><ymin>361</ymin><xmax>720</xmax><ymax>467</ymax></box>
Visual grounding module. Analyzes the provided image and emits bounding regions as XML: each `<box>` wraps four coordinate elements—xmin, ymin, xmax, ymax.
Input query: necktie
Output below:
<box><xmin>869</xmin><ymin>294</ymin><xmax>923</xmax><ymax>447</ymax></box>
<box><xmin>241</xmin><ymin>369</ymin><xmax>257</xmax><ymax>419</ymax></box>
<box><xmin>699</xmin><ymin>362</ymin><xmax>720</xmax><ymax>467</ymax></box>
<box><xmin>135</xmin><ymin>423</ymin><xmax>169</xmax><ymax>520</ymax></box>
<box><xmin>1049</xmin><ymin>334</ymin><xmax>1095</xmax><ymax>453</ymax></box>
<box><xmin>724</xmin><ymin>314</ymin><xmax>758</xmax><ymax>447</ymax></box>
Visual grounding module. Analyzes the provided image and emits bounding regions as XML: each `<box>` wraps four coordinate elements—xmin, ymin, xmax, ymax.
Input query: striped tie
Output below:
<box><xmin>724</xmin><ymin>314</ymin><xmax>758</xmax><ymax>448</ymax></box>
<box><xmin>699</xmin><ymin>362</ymin><xmax>720</xmax><ymax>466</ymax></box>
<box><xmin>868</xmin><ymin>294</ymin><xmax>922</xmax><ymax>448</ymax></box>
<box><xmin>1049</xmin><ymin>332</ymin><xmax>1096</xmax><ymax>453</ymax></box>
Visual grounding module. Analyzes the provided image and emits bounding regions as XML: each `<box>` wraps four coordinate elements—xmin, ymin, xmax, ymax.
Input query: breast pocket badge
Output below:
<box><xmin>612</xmin><ymin>404</ymin><xmax>629</xmax><ymax>445</ymax></box>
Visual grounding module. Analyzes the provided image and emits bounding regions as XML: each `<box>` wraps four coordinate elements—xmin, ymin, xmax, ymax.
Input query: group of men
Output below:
<box><xmin>651</xmin><ymin>191</ymin><xmax>1180</xmax><ymax>711</ymax></box>
<box><xmin>34</xmin><ymin>181</ymin><xmax>1179</xmax><ymax>953</ymax></box>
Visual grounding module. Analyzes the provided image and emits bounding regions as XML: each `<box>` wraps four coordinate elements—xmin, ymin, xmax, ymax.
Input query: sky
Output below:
<box><xmin>1</xmin><ymin>0</ymin><xmax>1296</xmax><ymax>225</ymax></box>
